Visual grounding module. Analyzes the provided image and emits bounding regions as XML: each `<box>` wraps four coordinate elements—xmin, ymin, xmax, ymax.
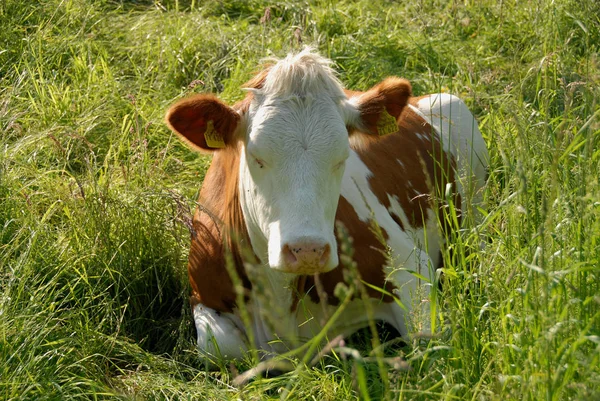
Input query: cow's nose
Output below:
<box><xmin>281</xmin><ymin>240</ymin><xmax>331</xmax><ymax>274</ymax></box>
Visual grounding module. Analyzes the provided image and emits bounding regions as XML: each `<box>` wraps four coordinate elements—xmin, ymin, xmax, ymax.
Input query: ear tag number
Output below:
<box><xmin>377</xmin><ymin>109</ymin><xmax>398</xmax><ymax>136</ymax></box>
<box><xmin>204</xmin><ymin>120</ymin><xmax>225</xmax><ymax>149</ymax></box>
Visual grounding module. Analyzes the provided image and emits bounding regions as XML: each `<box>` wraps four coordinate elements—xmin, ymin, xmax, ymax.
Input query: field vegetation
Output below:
<box><xmin>1</xmin><ymin>0</ymin><xmax>599</xmax><ymax>399</ymax></box>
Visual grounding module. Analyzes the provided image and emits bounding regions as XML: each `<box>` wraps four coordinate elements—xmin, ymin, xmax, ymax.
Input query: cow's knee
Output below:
<box><xmin>192</xmin><ymin>303</ymin><xmax>248</xmax><ymax>360</ymax></box>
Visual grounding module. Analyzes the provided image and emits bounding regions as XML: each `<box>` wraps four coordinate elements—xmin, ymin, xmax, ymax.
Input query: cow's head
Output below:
<box><xmin>166</xmin><ymin>49</ymin><xmax>411</xmax><ymax>275</ymax></box>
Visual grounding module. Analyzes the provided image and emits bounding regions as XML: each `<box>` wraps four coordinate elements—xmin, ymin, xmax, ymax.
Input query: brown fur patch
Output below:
<box><xmin>361</xmin><ymin>108</ymin><xmax>444</xmax><ymax>229</ymax></box>
<box><xmin>187</xmin><ymin>148</ymin><xmax>253</xmax><ymax>312</ymax></box>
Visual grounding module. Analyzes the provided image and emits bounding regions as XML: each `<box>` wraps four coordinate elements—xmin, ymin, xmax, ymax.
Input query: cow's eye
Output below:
<box><xmin>255</xmin><ymin>158</ymin><xmax>265</xmax><ymax>169</ymax></box>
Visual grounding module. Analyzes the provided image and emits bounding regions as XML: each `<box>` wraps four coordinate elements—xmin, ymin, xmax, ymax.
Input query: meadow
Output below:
<box><xmin>1</xmin><ymin>0</ymin><xmax>599</xmax><ymax>399</ymax></box>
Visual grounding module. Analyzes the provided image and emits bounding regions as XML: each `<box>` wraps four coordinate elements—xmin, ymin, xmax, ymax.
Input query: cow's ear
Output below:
<box><xmin>165</xmin><ymin>94</ymin><xmax>240</xmax><ymax>153</ymax></box>
<box><xmin>349</xmin><ymin>77</ymin><xmax>412</xmax><ymax>137</ymax></box>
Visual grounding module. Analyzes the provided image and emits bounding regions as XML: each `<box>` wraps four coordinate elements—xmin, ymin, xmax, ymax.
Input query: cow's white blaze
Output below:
<box><xmin>238</xmin><ymin>52</ymin><xmax>355</xmax><ymax>274</ymax></box>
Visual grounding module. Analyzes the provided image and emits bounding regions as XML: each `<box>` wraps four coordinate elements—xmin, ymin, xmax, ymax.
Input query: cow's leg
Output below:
<box><xmin>193</xmin><ymin>303</ymin><xmax>248</xmax><ymax>360</ymax></box>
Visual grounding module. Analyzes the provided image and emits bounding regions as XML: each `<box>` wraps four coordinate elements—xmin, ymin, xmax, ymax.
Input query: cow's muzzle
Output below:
<box><xmin>280</xmin><ymin>239</ymin><xmax>333</xmax><ymax>274</ymax></box>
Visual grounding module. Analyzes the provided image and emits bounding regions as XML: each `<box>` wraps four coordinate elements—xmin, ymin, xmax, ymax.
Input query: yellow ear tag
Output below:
<box><xmin>377</xmin><ymin>109</ymin><xmax>398</xmax><ymax>136</ymax></box>
<box><xmin>204</xmin><ymin>120</ymin><xmax>225</xmax><ymax>149</ymax></box>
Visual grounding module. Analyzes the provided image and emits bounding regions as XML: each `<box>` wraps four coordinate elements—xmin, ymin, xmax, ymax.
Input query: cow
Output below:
<box><xmin>165</xmin><ymin>49</ymin><xmax>488</xmax><ymax>361</ymax></box>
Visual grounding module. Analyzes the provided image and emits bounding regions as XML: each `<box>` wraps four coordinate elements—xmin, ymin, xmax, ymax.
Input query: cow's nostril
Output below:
<box><xmin>282</xmin><ymin>244</ymin><xmax>297</xmax><ymax>265</ymax></box>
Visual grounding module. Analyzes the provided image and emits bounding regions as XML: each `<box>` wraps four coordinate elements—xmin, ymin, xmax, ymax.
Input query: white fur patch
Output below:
<box><xmin>193</xmin><ymin>303</ymin><xmax>248</xmax><ymax>360</ymax></box>
<box><xmin>411</xmin><ymin>94</ymin><xmax>488</xmax><ymax>185</ymax></box>
<box><xmin>411</xmin><ymin>94</ymin><xmax>489</xmax><ymax>222</ymax></box>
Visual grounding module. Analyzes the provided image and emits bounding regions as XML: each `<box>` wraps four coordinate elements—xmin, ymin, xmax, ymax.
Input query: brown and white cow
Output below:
<box><xmin>165</xmin><ymin>49</ymin><xmax>488</xmax><ymax>361</ymax></box>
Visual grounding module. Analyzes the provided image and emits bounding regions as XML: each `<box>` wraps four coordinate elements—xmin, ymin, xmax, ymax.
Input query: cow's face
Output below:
<box><xmin>238</xmin><ymin>94</ymin><xmax>351</xmax><ymax>274</ymax></box>
<box><xmin>166</xmin><ymin>50</ymin><xmax>411</xmax><ymax>275</ymax></box>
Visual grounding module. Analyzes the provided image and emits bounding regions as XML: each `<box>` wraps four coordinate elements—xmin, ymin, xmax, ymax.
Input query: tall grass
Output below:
<box><xmin>1</xmin><ymin>0</ymin><xmax>598</xmax><ymax>399</ymax></box>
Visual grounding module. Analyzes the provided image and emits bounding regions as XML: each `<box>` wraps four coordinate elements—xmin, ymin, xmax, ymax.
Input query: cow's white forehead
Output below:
<box><xmin>247</xmin><ymin>97</ymin><xmax>349</xmax><ymax>162</ymax></box>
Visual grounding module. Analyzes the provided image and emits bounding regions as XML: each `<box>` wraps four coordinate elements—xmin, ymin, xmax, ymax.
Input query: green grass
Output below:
<box><xmin>1</xmin><ymin>0</ymin><xmax>599</xmax><ymax>399</ymax></box>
